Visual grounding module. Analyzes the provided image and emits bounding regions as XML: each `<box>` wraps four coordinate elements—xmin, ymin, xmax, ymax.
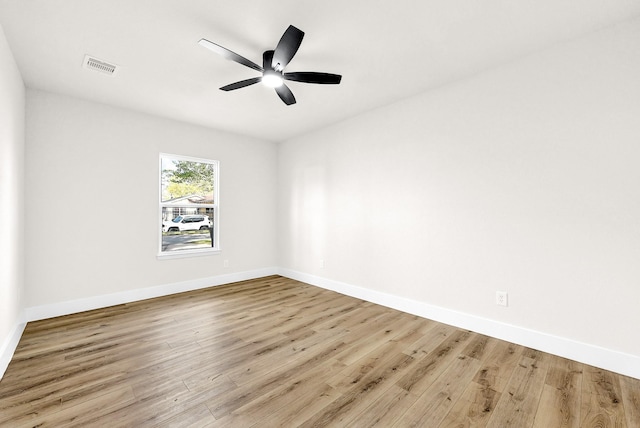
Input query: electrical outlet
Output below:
<box><xmin>496</xmin><ymin>291</ymin><xmax>508</xmax><ymax>307</ymax></box>
<box><xmin>223</xmin><ymin>259</ymin><xmax>229</xmax><ymax>268</ymax></box>
<box><xmin>319</xmin><ymin>259</ymin><xmax>325</xmax><ymax>269</ymax></box>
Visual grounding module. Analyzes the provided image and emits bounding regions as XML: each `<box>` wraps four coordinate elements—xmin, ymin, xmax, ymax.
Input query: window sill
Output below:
<box><xmin>157</xmin><ymin>248</ymin><xmax>221</xmax><ymax>260</ymax></box>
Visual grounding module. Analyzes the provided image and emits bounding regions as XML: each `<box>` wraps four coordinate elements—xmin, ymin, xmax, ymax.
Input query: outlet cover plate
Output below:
<box><xmin>496</xmin><ymin>291</ymin><xmax>508</xmax><ymax>307</ymax></box>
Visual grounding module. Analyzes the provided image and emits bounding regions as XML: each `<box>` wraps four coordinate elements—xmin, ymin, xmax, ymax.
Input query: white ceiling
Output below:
<box><xmin>2</xmin><ymin>1</ymin><xmax>640</xmax><ymax>142</ymax></box>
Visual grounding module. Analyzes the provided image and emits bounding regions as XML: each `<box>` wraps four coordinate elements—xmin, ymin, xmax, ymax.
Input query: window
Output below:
<box><xmin>159</xmin><ymin>154</ymin><xmax>219</xmax><ymax>258</ymax></box>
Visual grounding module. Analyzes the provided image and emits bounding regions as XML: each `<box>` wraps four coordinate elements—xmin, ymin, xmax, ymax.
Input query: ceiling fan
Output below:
<box><xmin>198</xmin><ymin>25</ymin><xmax>342</xmax><ymax>105</ymax></box>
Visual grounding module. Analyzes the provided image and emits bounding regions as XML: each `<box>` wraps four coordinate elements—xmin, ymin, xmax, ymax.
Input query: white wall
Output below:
<box><xmin>0</xmin><ymin>24</ymin><xmax>25</xmax><ymax>376</ymax></box>
<box><xmin>25</xmin><ymin>90</ymin><xmax>278</xmax><ymax>308</ymax></box>
<box><xmin>278</xmin><ymin>19</ymin><xmax>640</xmax><ymax>362</ymax></box>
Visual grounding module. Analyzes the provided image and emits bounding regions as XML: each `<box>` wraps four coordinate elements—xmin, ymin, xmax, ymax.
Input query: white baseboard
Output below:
<box><xmin>5</xmin><ymin>267</ymin><xmax>638</xmax><ymax>381</ymax></box>
<box><xmin>0</xmin><ymin>320</ymin><xmax>26</xmax><ymax>380</ymax></box>
<box><xmin>25</xmin><ymin>267</ymin><xmax>278</xmax><ymax>322</ymax></box>
<box><xmin>278</xmin><ymin>268</ymin><xmax>640</xmax><ymax>380</ymax></box>
<box><xmin>1</xmin><ymin>267</ymin><xmax>278</xmax><ymax>381</ymax></box>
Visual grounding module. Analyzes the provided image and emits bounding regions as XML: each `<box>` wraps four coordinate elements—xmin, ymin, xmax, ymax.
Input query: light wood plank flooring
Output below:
<box><xmin>1</xmin><ymin>275</ymin><xmax>639</xmax><ymax>427</ymax></box>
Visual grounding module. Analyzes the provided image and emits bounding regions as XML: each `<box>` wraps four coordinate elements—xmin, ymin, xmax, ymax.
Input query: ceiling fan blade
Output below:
<box><xmin>198</xmin><ymin>38</ymin><xmax>263</xmax><ymax>72</ymax></box>
<box><xmin>284</xmin><ymin>72</ymin><xmax>342</xmax><ymax>84</ymax></box>
<box><xmin>275</xmin><ymin>84</ymin><xmax>296</xmax><ymax>105</ymax></box>
<box><xmin>220</xmin><ymin>77</ymin><xmax>262</xmax><ymax>91</ymax></box>
<box><xmin>272</xmin><ymin>25</ymin><xmax>304</xmax><ymax>71</ymax></box>
<box><xmin>263</xmin><ymin>50</ymin><xmax>274</xmax><ymax>70</ymax></box>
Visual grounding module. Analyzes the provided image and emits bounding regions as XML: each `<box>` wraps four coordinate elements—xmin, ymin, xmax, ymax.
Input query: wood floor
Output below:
<box><xmin>1</xmin><ymin>276</ymin><xmax>639</xmax><ymax>427</ymax></box>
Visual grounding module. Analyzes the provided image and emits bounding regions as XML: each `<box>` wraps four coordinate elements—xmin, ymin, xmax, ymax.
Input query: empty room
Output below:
<box><xmin>1</xmin><ymin>1</ymin><xmax>640</xmax><ymax>426</ymax></box>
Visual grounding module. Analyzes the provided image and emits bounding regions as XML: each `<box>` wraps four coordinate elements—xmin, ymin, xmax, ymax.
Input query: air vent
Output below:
<box><xmin>83</xmin><ymin>55</ymin><xmax>118</xmax><ymax>75</ymax></box>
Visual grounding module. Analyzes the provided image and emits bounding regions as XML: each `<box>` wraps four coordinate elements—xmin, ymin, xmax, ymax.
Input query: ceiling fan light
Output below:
<box><xmin>262</xmin><ymin>70</ymin><xmax>283</xmax><ymax>88</ymax></box>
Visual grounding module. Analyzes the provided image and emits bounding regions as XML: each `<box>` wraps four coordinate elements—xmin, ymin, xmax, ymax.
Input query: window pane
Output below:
<box><xmin>159</xmin><ymin>154</ymin><xmax>218</xmax><ymax>256</ymax></box>
<box><xmin>161</xmin><ymin>207</ymin><xmax>214</xmax><ymax>252</ymax></box>
<box><xmin>161</xmin><ymin>157</ymin><xmax>215</xmax><ymax>203</ymax></box>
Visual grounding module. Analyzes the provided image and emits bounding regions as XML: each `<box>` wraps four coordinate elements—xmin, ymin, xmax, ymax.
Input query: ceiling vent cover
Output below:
<box><xmin>83</xmin><ymin>55</ymin><xmax>118</xmax><ymax>75</ymax></box>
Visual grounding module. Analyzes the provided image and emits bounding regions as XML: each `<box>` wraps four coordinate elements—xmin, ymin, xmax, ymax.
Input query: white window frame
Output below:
<box><xmin>158</xmin><ymin>153</ymin><xmax>220</xmax><ymax>259</ymax></box>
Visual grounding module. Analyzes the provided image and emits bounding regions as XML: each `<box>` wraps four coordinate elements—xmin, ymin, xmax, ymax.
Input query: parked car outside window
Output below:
<box><xmin>162</xmin><ymin>215</ymin><xmax>211</xmax><ymax>232</ymax></box>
